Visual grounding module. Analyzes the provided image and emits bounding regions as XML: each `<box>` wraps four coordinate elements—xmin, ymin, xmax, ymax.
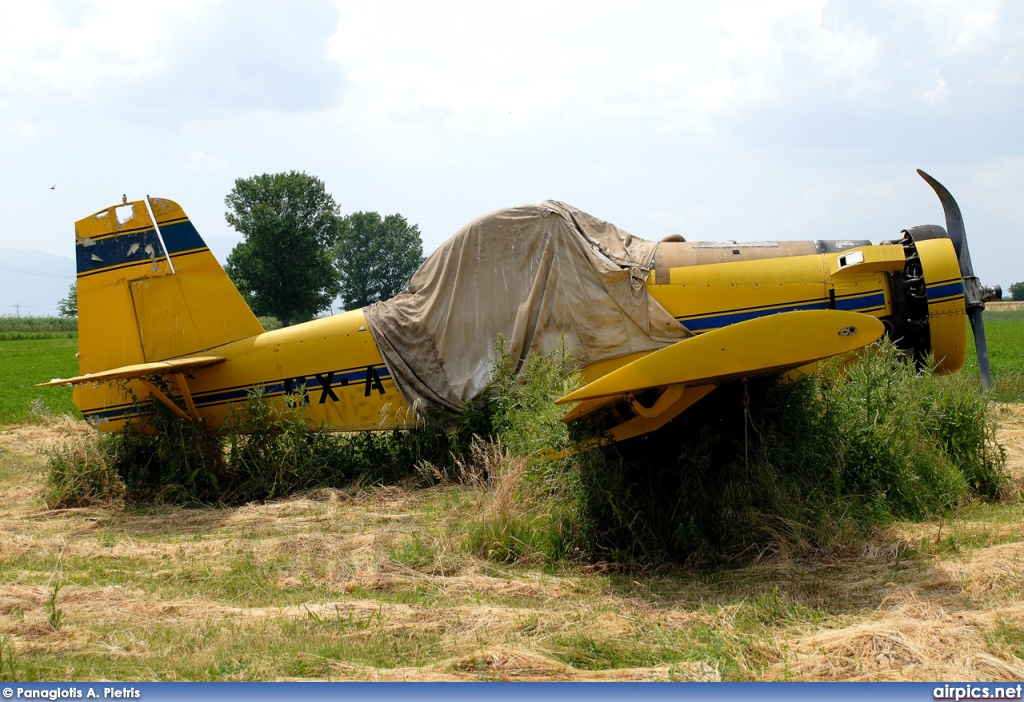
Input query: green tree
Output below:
<box><xmin>57</xmin><ymin>282</ymin><xmax>77</xmax><ymax>317</ymax></box>
<box><xmin>1009</xmin><ymin>281</ymin><xmax>1024</xmax><ymax>301</ymax></box>
<box><xmin>224</xmin><ymin>172</ymin><xmax>342</xmax><ymax>326</ymax></box>
<box><xmin>334</xmin><ymin>212</ymin><xmax>424</xmax><ymax>310</ymax></box>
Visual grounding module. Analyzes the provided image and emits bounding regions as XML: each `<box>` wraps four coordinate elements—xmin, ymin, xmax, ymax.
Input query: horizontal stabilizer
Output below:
<box><xmin>37</xmin><ymin>356</ymin><xmax>225</xmax><ymax>387</ymax></box>
<box><xmin>557</xmin><ymin>310</ymin><xmax>884</xmax><ymax>405</ymax></box>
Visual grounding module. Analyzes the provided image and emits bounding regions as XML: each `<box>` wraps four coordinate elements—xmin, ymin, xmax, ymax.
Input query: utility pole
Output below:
<box><xmin>14</xmin><ymin>304</ymin><xmax>20</xmax><ymax>318</ymax></box>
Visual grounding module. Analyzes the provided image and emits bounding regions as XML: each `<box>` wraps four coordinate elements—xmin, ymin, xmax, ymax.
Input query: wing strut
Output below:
<box><xmin>173</xmin><ymin>373</ymin><xmax>202</xmax><ymax>422</ymax></box>
<box><xmin>138</xmin><ymin>378</ymin><xmax>192</xmax><ymax>422</ymax></box>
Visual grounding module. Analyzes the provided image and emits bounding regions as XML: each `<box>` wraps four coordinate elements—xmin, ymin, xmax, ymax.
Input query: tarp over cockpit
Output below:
<box><xmin>364</xmin><ymin>201</ymin><xmax>690</xmax><ymax>413</ymax></box>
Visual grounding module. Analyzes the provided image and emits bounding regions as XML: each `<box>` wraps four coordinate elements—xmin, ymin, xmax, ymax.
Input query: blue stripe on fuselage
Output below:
<box><xmin>835</xmin><ymin>293</ymin><xmax>885</xmax><ymax>311</ymax></box>
<box><xmin>677</xmin><ymin>292</ymin><xmax>886</xmax><ymax>332</ymax></box>
<box><xmin>679</xmin><ymin>300</ymin><xmax>831</xmax><ymax>331</ymax></box>
<box><xmin>80</xmin><ymin>364</ymin><xmax>393</xmax><ymax>424</ymax></box>
<box><xmin>926</xmin><ymin>281</ymin><xmax>964</xmax><ymax>301</ymax></box>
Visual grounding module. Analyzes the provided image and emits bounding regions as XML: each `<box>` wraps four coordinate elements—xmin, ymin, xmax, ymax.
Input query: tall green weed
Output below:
<box><xmin>43</xmin><ymin>337</ymin><xmax>1006</xmax><ymax>568</ymax></box>
<box><xmin>224</xmin><ymin>388</ymin><xmax>422</xmax><ymax>500</ymax></box>
<box><xmin>46</xmin><ymin>385</ymin><xmax>466</xmax><ymax>506</ymax></box>
<box><xmin>0</xmin><ymin>316</ymin><xmax>77</xmax><ymax>334</ymax></box>
<box><xmin>472</xmin><ymin>340</ymin><xmax>1006</xmax><ymax>565</ymax></box>
<box><xmin>44</xmin><ymin>420</ymin><xmax>126</xmax><ymax>508</ymax></box>
<box><xmin>106</xmin><ymin>399</ymin><xmax>227</xmax><ymax>504</ymax></box>
<box><xmin>466</xmin><ymin>339</ymin><xmax>589</xmax><ymax>562</ymax></box>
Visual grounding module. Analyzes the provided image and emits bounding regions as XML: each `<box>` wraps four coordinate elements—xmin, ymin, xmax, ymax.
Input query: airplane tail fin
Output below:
<box><xmin>75</xmin><ymin>197</ymin><xmax>262</xmax><ymax>376</ymax></box>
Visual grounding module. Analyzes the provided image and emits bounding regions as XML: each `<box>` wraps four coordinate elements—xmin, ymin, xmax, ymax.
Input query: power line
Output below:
<box><xmin>0</xmin><ymin>261</ymin><xmax>74</xmax><ymax>278</ymax></box>
<box><xmin>0</xmin><ymin>304</ymin><xmax>59</xmax><ymax>310</ymax></box>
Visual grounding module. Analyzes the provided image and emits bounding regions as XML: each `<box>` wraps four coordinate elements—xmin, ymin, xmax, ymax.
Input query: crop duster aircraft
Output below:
<box><xmin>41</xmin><ymin>170</ymin><xmax>1001</xmax><ymax>445</ymax></box>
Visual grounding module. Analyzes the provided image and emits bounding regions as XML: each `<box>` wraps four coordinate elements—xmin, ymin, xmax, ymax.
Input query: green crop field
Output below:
<box><xmin>0</xmin><ymin>316</ymin><xmax>77</xmax><ymax>341</ymax></box>
<box><xmin>983</xmin><ymin>308</ymin><xmax>1024</xmax><ymax>371</ymax></box>
<box><xmin>965</xmin><ymin>308</ymin><xmax>1024</xmax><ymax>401</ymax></box>
<box><xmin>0</xmin><ymin>337</ymin><xmax>79</xmax><ymax>424</ymax></box>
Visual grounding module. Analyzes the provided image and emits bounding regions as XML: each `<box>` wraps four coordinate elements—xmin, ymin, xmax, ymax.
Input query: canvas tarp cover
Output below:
<box><xmin>364</xmin><ymin>200</ymin><xmax>690</xmax><ymax>413</ymax></box>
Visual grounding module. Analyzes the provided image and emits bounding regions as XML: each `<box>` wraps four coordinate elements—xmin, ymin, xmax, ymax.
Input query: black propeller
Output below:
<box><xmin>917</xmin><ymin>169</ymin><xmax>1001</xmax><ymax>390</ymax></box>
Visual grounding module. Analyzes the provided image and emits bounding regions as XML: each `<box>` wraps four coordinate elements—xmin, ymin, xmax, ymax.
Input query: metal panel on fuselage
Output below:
<box><xmin>645</xmin><ymin>241</ymin><xmax>900</xmax><ymax>334</ymax></box>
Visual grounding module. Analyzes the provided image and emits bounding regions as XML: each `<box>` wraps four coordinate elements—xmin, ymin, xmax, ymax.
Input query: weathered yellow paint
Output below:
<box><xmin>605</xmin><ymin>384</ymin><xmax>718</xmax><ymax>441</ymax></box>
<box><xmin>130</xmin><ymin>275</ymin><xmax>205</xmax><ymax>362</ymax></box>
<box><xmin>829</xmin><ymin>244</ymin><xmax>906</xmax><ymax>277</ymax></box>
<box><xmin>42</xmin><ymin>355</ymin><xmax>225</xmax><ymax>385</ymax></box>
<box><xmin>71</xmin><ymin>309</ymin><xmax>413</xmax><ymax>433</ymax></box>
<box><xmin>917</xmin><ymin>237</ymin><xmax>967</xmax><ymax>374</ymax></box>
<box><xmin>541</xmin><ymin>384</ymin><xmax>717</xmax><ymax>459</ymax></box>
<box><xmin>647</xmin><ymin>248</ymin><xmax>897</xmax><ymax>335</ymax></box>
<box><xmin>558</xmin><ymin>310</ymin><xmax>885</xmax><ymax>404</ymax></box>
<box><xmin>68</xmin><ymin>198</ymin><xmax>411</xmax><ymax>433</ymax></box>
<box><xmin>58</xmin><ymin>194</ymin><xmax>971</xmax><ymax>445</ymax></box>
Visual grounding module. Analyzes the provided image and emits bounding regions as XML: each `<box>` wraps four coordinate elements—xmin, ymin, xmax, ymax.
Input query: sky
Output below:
<box><xmin>1</xmin><ymin>0</ymin><xmax>1022</xmax><ymax>314</ymax></box>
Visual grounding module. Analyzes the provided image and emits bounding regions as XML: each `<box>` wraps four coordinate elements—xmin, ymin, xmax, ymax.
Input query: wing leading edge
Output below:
<box><xmin>37</xmin><ymin>355</ymin><xmax>226</xmax><ymax>424</ymax></box>
<box><xmin>37</xmin><ymin>356</ymin><xmax>226</xmax><ymax>387</ymax></box>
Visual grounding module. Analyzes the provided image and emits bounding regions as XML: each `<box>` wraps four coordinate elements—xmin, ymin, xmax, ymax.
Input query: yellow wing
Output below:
<box><xmin>37</xmin><ymin>356</ymin><xmax>226</xmax><ymax>387</ymax></box>
<box><xmin>38</xmin><ymin>356</ymin><xmax>226</xmax><ymax>424</ymax></box>
<box><xmin>557</xmin><ymin>310</ymin><xmax>884</xmax><ymax>444</ymax></box>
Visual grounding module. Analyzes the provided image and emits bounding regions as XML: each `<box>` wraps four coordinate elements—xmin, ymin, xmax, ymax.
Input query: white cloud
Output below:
<box><xmin>328</xmin><ymin>2</ymin><xmax>829</xmax><ymax>137</ymax></box>
<box><xmin>956</xmin><ymin>6</ymin><xmax>999</xmax><ymax>51</ymax></box>
<box><xmin>0</xmin><ymin>1</ymin><xmax>200</xmax><ymax>98</ymax></box>
<box><xmin>923</xmin><ymin>76</ymin><xmax>951</xmax><ymax>104</ymax></box>
<box><xmin>8</xmin><ymin>120</ymin><xmax>41</xmax><ymax>137</ymax></box>
<box><xmin>327</xmin><ymin>0</ymin><xmax>1005</xmax><ymax>147</ymax></box>
<box><xmin>184</xmin><ymin>151</ymin><xmax>230</xmax><ymax>173</ymax></box>
<box><xmin>907</xmin><ymin>0</ymin><xmax>1001</xmax><ymax>54</ymax></box>
<box><xmin>0</xmin><ymin>0</ymin><xmax>1021</xmax><ymax>287</ymax></box>
<box><xmin>0</xmin><ymin>0</ymin><xmax>340</xmax><ymax>121</ymax></box>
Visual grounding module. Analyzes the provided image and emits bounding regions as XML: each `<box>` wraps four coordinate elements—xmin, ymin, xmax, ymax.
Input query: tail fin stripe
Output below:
<box><xmin>158</xmin><ymin>221</ymin><xmax>207</xmax><ymax>254</ymax></box>
<box><xmin>76</xmin><ymin>228</ymin><xmax>166</xmax><ymax>276</ymax></box>
<box><xmin>75</xmin><ymin>223</ymin><xmax>212</xmax><ymax>277</ymax></box>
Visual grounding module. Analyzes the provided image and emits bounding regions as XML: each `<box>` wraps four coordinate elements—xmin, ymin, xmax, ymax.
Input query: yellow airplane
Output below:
<box><xmin>41</xmin><ymin>170</ymin><xmax>1001</xmax><ymax>444</ymax></box>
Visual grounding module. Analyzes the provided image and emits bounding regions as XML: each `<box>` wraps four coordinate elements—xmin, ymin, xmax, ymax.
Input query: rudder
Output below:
<box><xmin>75</xmin><ymin>196</ymin><xmax>262</xmax><ymax>374</ymax></box>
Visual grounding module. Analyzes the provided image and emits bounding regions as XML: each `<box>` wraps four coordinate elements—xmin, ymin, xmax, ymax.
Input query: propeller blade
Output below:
<box><xmin>968</xmin><ymin>306</ymin><xmax>991</xmax><ymax>391</ymax></box>
<box><xmin>917</xmin><ymin>169</ymin><xmax>974</xmax><ymax>279</ymax></box>
<box><xmin>917</xmin><ymin>169</ymin><xmax>998</xmax><ymax>389</ymax></box>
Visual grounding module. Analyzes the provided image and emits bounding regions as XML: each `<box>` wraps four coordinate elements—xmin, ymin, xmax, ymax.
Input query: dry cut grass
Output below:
<box><xmin>1</xmin><ymin>407</ymin><xmax>1024</xmax><ymax>681</ymax></box>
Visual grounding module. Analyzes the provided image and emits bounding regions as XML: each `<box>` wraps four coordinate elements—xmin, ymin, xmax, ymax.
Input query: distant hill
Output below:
<box><xmin>0</xmin><ymin>249</ymin><xmax>76</xmax><ymax>317</ymax></box>
<box><xmin>0</xmin><ymin>241</ymin><xmax>239</xmax><ymax>318</ymax></box>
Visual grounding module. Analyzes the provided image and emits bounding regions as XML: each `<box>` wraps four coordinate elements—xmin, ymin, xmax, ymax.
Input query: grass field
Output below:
<box><xmin>0</xmin><ymin>317</ymin><xmax>80</xmax><ymax>424</ymax></box>
<box><xmin>0</xmin><ymin>338</ymin><xmax>79</xmax><ymax>424</ymax></box>
<box><xmin>0</xmin><ymin>410</ymin><xmax>1023</xmax><ymax>681</ymax></box>
<box><xmin>0</xmin><ymin>311</ymin><xmax>1022</xmax><ymax>680</ymax></box>
<box><xmin>965</xmin><ymin>308</ymin><xmax>1024</xmax><ymax>402</ymax></box>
